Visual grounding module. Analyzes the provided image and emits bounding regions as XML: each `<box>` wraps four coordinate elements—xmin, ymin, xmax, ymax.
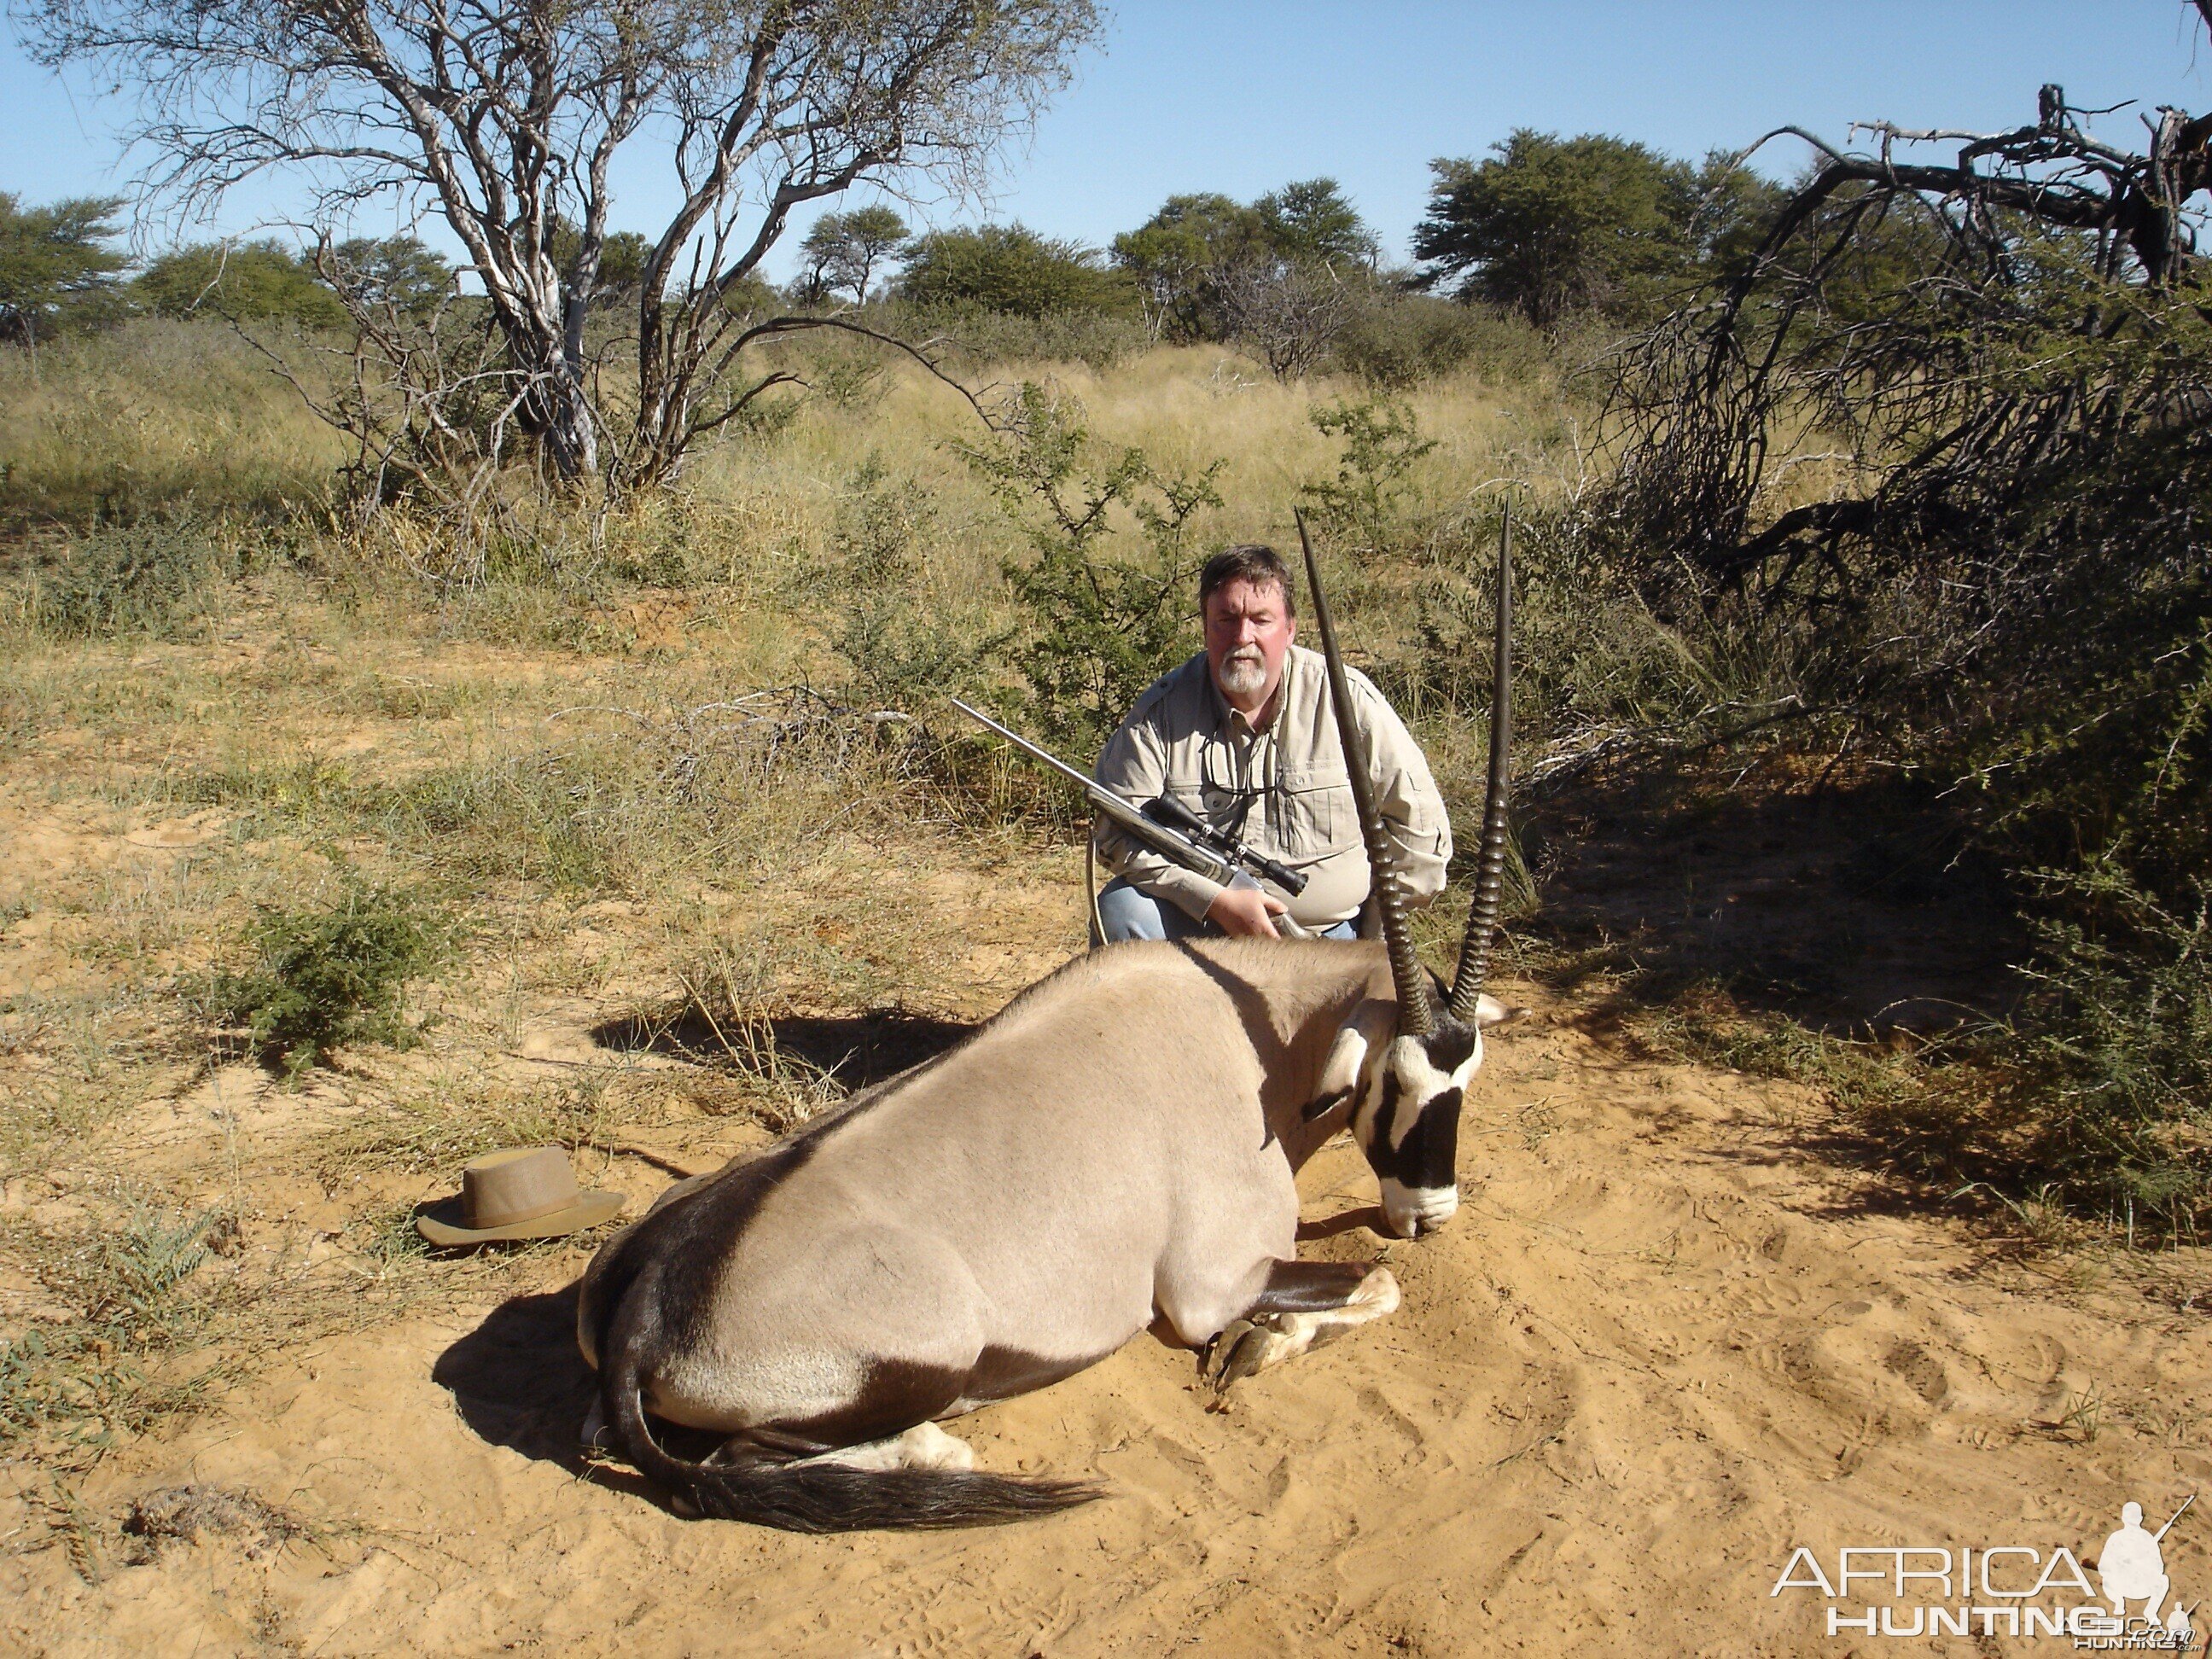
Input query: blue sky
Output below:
<box><xmin>5</xmin><ymin>1</ymin><xmax>2210</xmax><ymax>278</ymax></box>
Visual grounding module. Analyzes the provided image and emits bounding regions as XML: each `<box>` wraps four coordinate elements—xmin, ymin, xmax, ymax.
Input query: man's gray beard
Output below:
<box><xmin>1218</xmin><ymin>655</ymin><xmax>1266</xmax><ymax>699</ymax></box>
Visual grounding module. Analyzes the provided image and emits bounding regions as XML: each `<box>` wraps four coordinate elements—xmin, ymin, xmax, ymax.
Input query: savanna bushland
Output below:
<box><xmin>4</xmin><ymin>0</ymin><xmax>2212</xmax><ymax>1604</ymax></box>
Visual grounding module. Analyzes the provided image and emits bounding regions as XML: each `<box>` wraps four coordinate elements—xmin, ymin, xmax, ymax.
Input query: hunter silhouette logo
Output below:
<box><xmin>2101</xmin><ymin>1499</ymin><xmax>2187</xmax><ymax>1633</ymax></box>
<box><xmin>1771</xmin><ymin>1493</ymin><xmax>2198</xmax><ymax>1645</ymax></box>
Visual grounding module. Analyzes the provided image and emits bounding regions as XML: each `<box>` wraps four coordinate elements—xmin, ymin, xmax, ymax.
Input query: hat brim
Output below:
<box><xmin>415</xmin><ymin>1188</ymin><xmax>627</xmax><ymax>1247</ymax></box>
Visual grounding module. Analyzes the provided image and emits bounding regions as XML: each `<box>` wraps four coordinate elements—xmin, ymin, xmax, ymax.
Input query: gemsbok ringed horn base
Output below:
<box><xmin>575</xmin><ymin>512</ymin><xmax>1518</xmax><ymax>1533</ymax></box>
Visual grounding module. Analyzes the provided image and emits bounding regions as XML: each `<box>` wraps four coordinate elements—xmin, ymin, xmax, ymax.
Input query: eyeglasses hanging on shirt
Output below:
<box><xmin>1199</xmin><ymin>723</ymin><xmax>1283</xmax><ymax>848</ymax></box>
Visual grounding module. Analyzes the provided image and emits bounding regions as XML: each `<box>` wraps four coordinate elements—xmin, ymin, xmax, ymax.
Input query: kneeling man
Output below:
<box><xmin>1094</xmin><ymin>543</ymin><xmax>1452</xmax><ymax>941</ymax></box>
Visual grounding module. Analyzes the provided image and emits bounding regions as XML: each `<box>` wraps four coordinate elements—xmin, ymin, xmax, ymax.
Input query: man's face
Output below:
<box><xmin>1203</xmin><ymin>576</ymin><xmax>1296</xmax><ymax>716</ymax></box>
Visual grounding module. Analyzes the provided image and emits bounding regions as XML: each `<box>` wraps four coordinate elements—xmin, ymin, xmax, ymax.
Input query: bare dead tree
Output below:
<box><xmin>1589</xmin><ymin>54</ymin><xmax>2212</xmax><ymax>894</ymax></box>
<box><xmin>1214</xmin><ymin>254</ymin><xmax>1367</xmax><ymax>380</ymax></box>
<box><xmin>18</xmin><ymin>0</ymin><xmax>1097</xmax><ymax>494</ymax></box>
<box><xmin>1598</xmin><ymin>77</ymin><xmax>2212</xmax><ymax>614</ymax></box>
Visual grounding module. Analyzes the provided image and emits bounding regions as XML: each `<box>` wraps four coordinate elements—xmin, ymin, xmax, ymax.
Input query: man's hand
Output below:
<box><xmin>1207</xmin><ymin>884</ymin><xmax>1287</xmax><ymax>939</ymax></box>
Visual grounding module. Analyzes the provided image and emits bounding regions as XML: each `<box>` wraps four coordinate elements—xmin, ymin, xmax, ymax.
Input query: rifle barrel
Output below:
<box><xmin>950</xmin><ymin>699</ymin><xmax>1104</xmax><ymax>797</ymax></box>
<box><xmin>2157</xmin><ymin>1493</ymin><xmax>2197</xmax><ymax>1540</ymax></box>
<box><xmin>952</xmin><ymin>698</ymin><xmax>1235</xmax><ymax>885</ymax></box>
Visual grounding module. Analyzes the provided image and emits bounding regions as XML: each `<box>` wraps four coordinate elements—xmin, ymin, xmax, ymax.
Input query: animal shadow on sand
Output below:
<box><xmin>589</xmin><ymin>1004</ymin><xmax>976</xmax><ymax>1090</ymax></box>
<box><xmin>433</xmin><ymin>1284</ymin><xmax>725</xmax><ymax>1500</ymax></box>
<box><xmin>433</xmin><ymin>1286</ymin><xmax>600</xmax><ymax>1475</ymax></box>
<box><xmin>1298</xmin><ymin>1206</ymin><xmax>1391</xmax><ymax>1242</ymax></box>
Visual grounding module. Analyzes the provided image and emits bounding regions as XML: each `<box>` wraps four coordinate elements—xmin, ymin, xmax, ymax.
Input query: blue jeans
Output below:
<box><xmin>1096</xmin><ymin>877</ymin><xmax>1356</xmax><ymax>944</ymax></box>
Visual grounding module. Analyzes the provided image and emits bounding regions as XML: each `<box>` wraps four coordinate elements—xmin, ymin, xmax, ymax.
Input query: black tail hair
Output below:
<box><xmin>599</xmin><ymin>1343</ymin><xmax>1102</xmax><ymax>1534</ymax></box>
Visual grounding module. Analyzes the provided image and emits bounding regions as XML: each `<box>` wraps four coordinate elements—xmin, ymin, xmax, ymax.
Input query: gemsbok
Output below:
<box><xmin>578</xmin><ymin>515</ymin><xmax>1519</xmax><ymax>1531</ymax></box>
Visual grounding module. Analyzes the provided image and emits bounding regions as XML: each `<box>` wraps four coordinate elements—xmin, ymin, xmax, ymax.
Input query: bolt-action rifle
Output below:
<box><xmin>2157</xmin><ymin>1493</ymin><xmax>2197</xmax><ymax>1541</ymax></box>
<box><xmin>950</xmin><ymin>697</ymin><xmax>1314</xmax><ymax>940</ymax></box>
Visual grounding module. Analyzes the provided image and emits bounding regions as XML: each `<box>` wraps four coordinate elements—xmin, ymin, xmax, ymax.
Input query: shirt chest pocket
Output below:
<box><xmin>1163</xmin><ymin>748</ymin><xmax>1246</xmax><ymax>828</ymax></box>
<box><xmin>1274</xmin><ymin>760</ymin><xmax>1348</xmax><ymax>856</ymax></box>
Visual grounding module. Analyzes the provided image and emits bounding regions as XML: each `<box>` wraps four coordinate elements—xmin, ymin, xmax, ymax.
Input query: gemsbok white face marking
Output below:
<box><xmin>1348</xmin><ymin>1026</ymin><xmax>1481</xmax><ymax>1238</ymax></box>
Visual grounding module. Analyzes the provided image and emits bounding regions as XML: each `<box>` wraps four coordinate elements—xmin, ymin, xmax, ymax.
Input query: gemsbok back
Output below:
<box><xmin>578</xmin><ymin>515</ymin><xmax>1520</xmax><ymax>1532</ymax></box>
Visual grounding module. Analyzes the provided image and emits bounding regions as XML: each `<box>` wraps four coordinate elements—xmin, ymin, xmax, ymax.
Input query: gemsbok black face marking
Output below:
<box><xmin>573</xmin><ymin>513</ymin><xmax>1519</xmax><ymax>1532</ymax></box>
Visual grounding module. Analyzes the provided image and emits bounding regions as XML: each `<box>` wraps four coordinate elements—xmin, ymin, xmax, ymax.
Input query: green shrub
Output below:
<box><xmin>1300</xmin><ymin>393</ymin><xmax>1435</xmax><ymax>556</ymax></box>
<box><xmin>957</xmin><ymin>381</ymin><xmax>1220</xmax><ymax>758</ymax></box>
<box><xmin>897</xmin><ymin>225</ymin><xmax>1139</xmax><ymax>320</ymax></box>
<box><xmin>1330</xmin><ymin>294</ymin><xmax>1500</xmax><ymax>387</ymax></box>
<box><xmin>207</xmin><ymin>883</ymin><xmax>444</xmax><ymax>1076</ymax></box>
<box><xmin>808</xmin><ymin>456</ymin><xmax>981</xmax><ymax>711</ymax></box>
<box><xmin>834</xmin><ymin>593</ymin><xmax>982</xmax><ymax>713</ymax></box>
<box><xmin>85</xmin><ymin>1210</ymin><xmax>218</xmax><ymax>1330</ymax></box>
<box><xmin>827</xmin><ymin>454</ymin><xmax>934</xmax><ymax>589</ymax></box>
<box><xmin>2000</xmin><ymin>862</ymin><xmax>2212</xmax><ymax>1226</ymax></box>
<box><xmin>134</xmin><ymin>242</ymin><xmax>345</xmax><ymax>327</ymax></box>
<box><xmin>800</xmin><ymin>333</ymin><xmax>892</xmax><ymax>411</ymax></box>
<box><xmin>29</xmin><ymin>520</ymin><xmax>235</xmax><ymax>638</ymax></box>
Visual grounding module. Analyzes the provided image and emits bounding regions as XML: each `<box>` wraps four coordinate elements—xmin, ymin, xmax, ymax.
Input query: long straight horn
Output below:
<box><xmin>1448</xmin><ymin>504</ymin><xmax>1513</xmax><ymax>1022</ymax></box>
<box><xmin>1296</xmin><ymin>509</ymin><xmax>1433</xmax><ymax>1037</ymax></box>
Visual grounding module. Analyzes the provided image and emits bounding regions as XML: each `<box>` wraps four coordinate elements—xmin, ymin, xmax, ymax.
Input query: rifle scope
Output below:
<box><xmin>1142</xmin><ymin>795</ymin><xmax>1308</xmax><ymax>897</ymax></box>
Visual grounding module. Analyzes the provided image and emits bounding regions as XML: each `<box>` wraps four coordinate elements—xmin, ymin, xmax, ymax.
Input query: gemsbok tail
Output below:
<box><xmin>599</xmin><ymin>1344</ymin><xmax>1102</xmax><ymax>1534</ymax></box>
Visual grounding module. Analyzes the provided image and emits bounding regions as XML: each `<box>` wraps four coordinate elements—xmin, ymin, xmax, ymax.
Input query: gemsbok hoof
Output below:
<box><xmin>1203</xmin><ymin>1313</ymin><xmax>1293</xmax><ymax>1397</ymax></box>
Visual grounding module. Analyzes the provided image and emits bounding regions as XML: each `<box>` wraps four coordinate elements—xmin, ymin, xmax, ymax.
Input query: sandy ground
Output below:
<box><xmin>6</xmin><ymin>970</ymin><xmax>2211</xmax><ymax>1657</ymax></box>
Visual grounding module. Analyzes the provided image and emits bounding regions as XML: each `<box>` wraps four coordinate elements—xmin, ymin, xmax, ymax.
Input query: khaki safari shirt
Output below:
<box><xmin>1093</xmin><ymin>645</ymin><xmax>1452</xmax><ymax>932</ymax></box>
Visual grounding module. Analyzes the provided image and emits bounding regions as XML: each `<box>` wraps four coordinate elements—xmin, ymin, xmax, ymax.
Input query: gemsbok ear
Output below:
<box><xmin>1475</xmin><ymin>993</ymin><xmax>1522</xmax><ymax>1028</ymax></box>
<box><xmin>1301</xmin><ymin>1090</ymin><xmax>1349</xmax><ymax>1123</ymax></box>
<box><xmin>1305</xmin><ymin>1024</ymin><xmax>1369</xmax><ymax>1121</ymax></box>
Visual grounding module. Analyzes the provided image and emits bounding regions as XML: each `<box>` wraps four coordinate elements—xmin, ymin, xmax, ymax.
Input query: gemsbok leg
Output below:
<box><xmin>1202</xmin><ymin>1260</ymin><xmax>1401</xmax><ymax>1393</ymax></box>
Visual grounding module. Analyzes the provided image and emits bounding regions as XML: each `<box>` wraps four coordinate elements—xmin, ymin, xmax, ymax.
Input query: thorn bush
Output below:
<box><xmin>957</xmin><ymin>381</ymin><xmax>1221</xmax><ymax>760</ymax></box>
<box><xmin>30</xmin><ymin>519</ymin><xmax>236</xmax><ymax>638</ymax></box>
<box><xmin>207</xmin><ymin>882</ymin><xmax>444</xmax><ymax>1077</ymax></box>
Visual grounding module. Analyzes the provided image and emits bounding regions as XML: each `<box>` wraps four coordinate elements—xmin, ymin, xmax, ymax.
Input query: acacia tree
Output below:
<box><xmin>137</xmin><ymin>241</ymin><xmax>347</xmax><ymax>323</ymax></box>
<box><xmin>1111</xmin><ymin>178</ymin><xmax>1374</xmax><ymax>351</ymax></box>
<box><xmin>1253</xmin><ymin>177</ymin><xmax>1377</xmax><ymax>267</ymax></box>
<box><xmin>18</xmin><ymin>0</ymin><xmax>1097</xmax><ymax>492</ymax></box>
<box><xmin>1413</xmin><ymin>131</ymin><xmax>1697</xmax><ymax>329</ymax></box>
<box><xmin>799</xmin><ymin>203</ymin><xmax>909</xmax><ymax>304</ymax></box>
<box><xmin>0</xmin><ymin>193</ymin><xmax>126</xmax><ymax>360</ymax></box>
<box><xmin>896</xmin><ymin>222</ymin><xmax>1132</xmax><ymax>316</ymax></box>
<box><xmin>1111</xmin><ymin>191</ymin><xmax>1263</xmax><ymax>341</ymax></box>
<box><xmin>329</xmin><ymin>236</ymin><xmax>455</xmax><ymax>316</ymax></box>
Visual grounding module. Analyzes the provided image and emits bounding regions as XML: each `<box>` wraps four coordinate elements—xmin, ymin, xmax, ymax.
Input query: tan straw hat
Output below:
<box><xmin>416</xmin><ymin>1147</ymin><xmax>626</xmax><ymax>1246</ymax></box>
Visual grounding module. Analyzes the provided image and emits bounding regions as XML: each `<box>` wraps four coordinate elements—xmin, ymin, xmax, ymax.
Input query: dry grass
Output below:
<box><xmin>0</xmin><ymin>321</ymin><xmax>342</xmax><ymax>529</ymax></box>
<box><xmin>5</xmin><ymin>302</ymin><xmax>2202</xmax><ymax>1623</ymax></box>
<box><xmin>3</xmin><ymin>310</ymin><xmax>2182</xmax><ymax>1596</ymax></box>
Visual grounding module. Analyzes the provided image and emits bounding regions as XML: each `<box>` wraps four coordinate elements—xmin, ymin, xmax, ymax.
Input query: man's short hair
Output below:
<box><xmin>1199</xmin><ymin>544</ymin><xmax>1295</xmax><ymax>618</ymax></box>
